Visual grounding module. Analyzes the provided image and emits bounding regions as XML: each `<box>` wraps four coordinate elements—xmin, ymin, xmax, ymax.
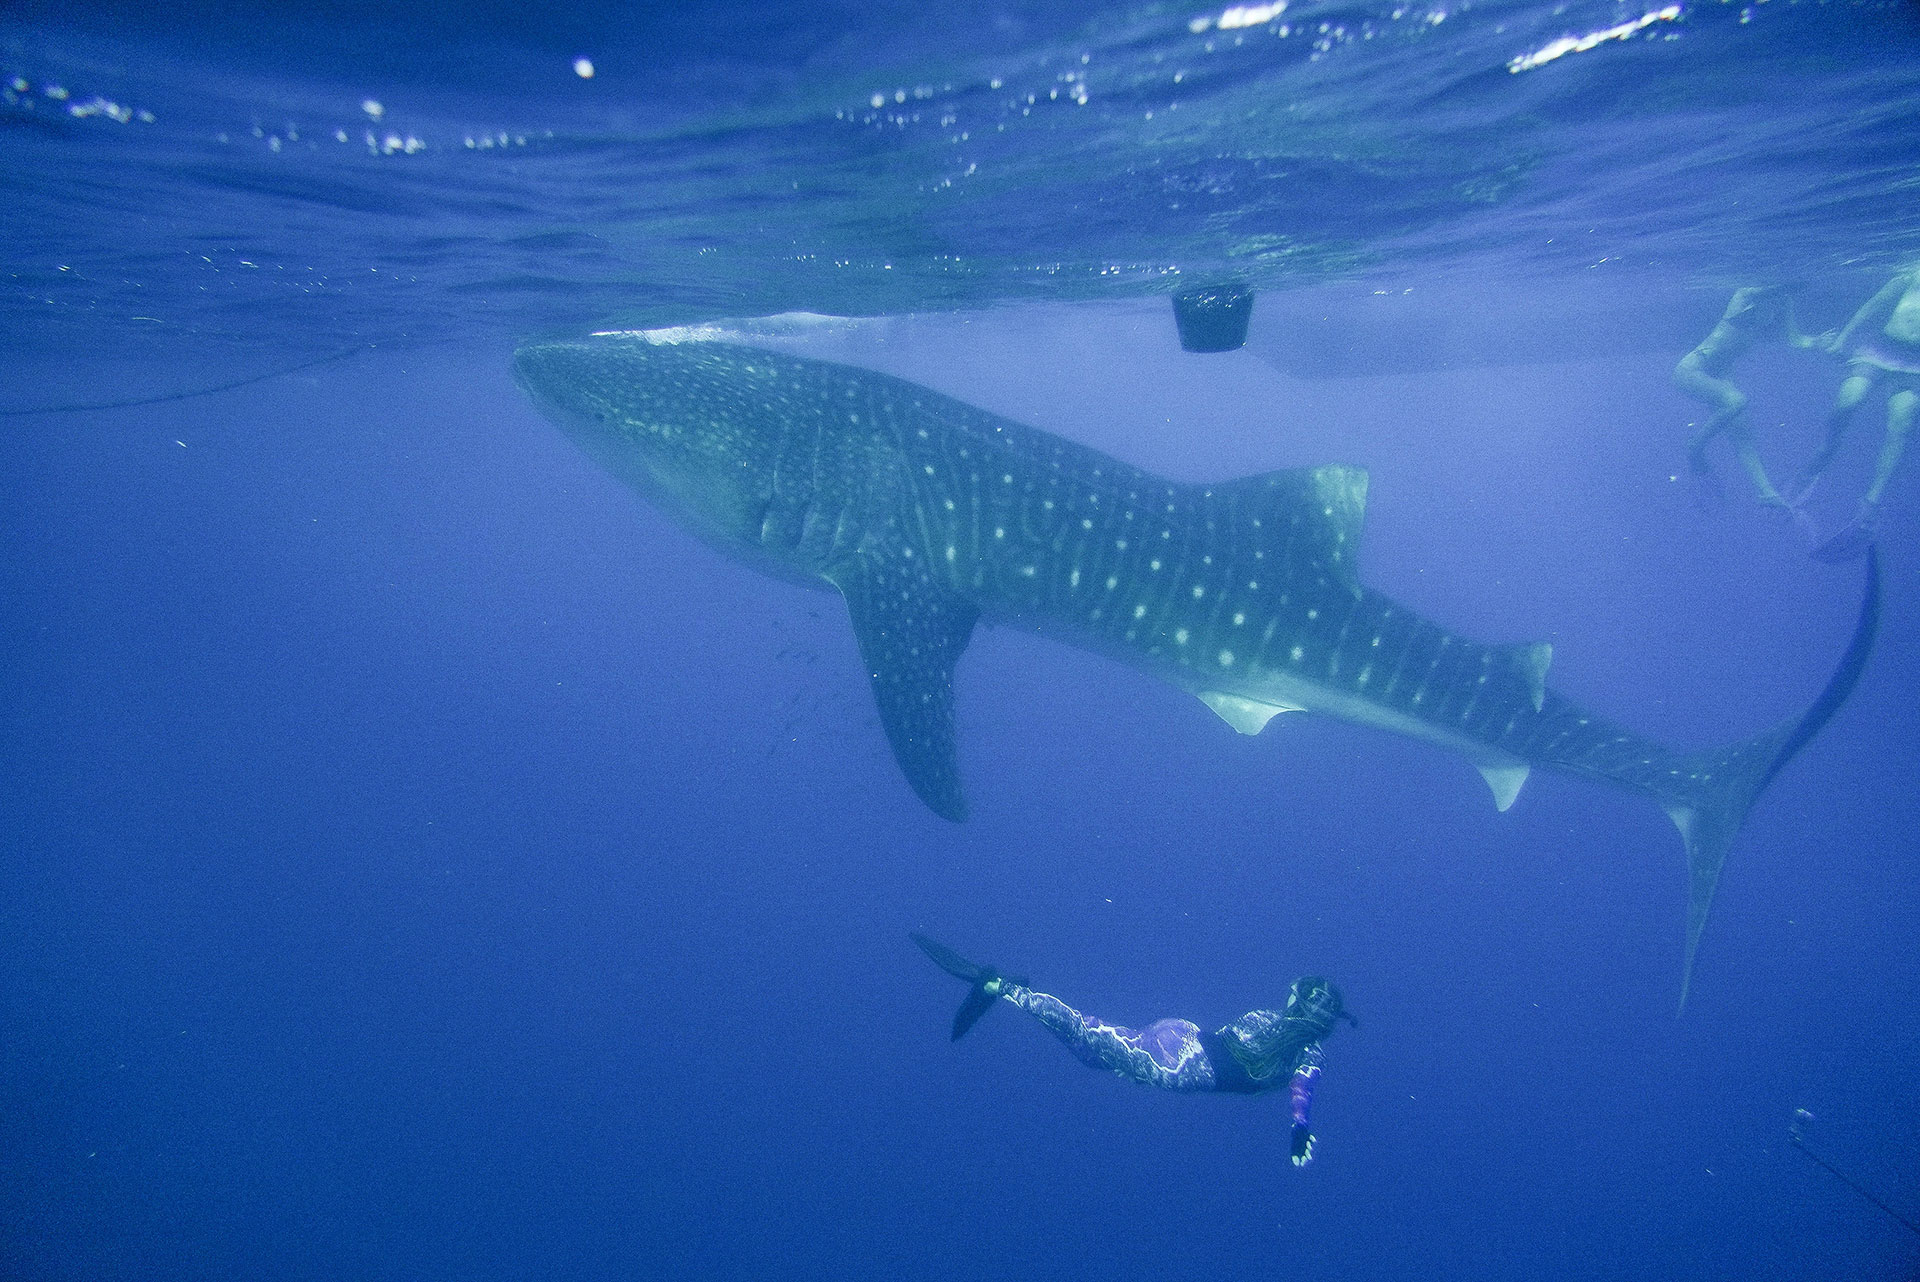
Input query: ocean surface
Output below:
<box><xmin>3</xmin><ymin>1</ymin><xmax>1917</xmax><ymax>1279</ymax></box>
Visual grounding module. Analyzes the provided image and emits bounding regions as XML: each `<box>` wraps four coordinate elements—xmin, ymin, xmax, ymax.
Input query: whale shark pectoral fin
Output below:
<box><xmin>1198</xmin><ymin>690</ymin><xmax>1305</xmax><ymax>735</ymax></box>
<box><xmin>828</xmin><ymin>548</ymin><xmax>979</xmax><ymax>822</ymax></box>
<box><xmin>1474</xmin><ymin>757</ymin><xmax>1530</xmax><ymax>812</ymax></box>
<box><xmin>1510</xmin><ymin>641</ymin><xmax>1553</xmax><ymax>711</ymax></box>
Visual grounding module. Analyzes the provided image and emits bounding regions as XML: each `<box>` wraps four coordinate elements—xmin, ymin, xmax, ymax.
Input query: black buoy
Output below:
<box><xmin>1172</xmin><ymin>284</ymin><xmax>1254</xmax><ymax>353</ymax></box>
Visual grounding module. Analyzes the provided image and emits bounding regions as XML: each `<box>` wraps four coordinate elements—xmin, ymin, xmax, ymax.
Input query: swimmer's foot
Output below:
<box><xmin>1811</xmin><ymin>507</ymin><xmax>1879</xmax><ymax>562</ymax></box>
<box><xmin>1757</xmin><ymin>493</ymin><xmax>1820</xmax><ymax>544</ymax></box>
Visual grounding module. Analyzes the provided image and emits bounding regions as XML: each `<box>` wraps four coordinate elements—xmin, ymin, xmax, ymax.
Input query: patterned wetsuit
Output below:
<box><xmin>1000</xmin><ymin>985</ymin><xmax>1327</xmax><ymax>1145</ymax></box>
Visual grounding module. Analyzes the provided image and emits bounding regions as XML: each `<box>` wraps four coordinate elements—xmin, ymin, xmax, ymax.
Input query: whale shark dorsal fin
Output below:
<box><xmin>1511</xmin><ymin>641</ymin><xmax>1553</xmax><ymax>711</ymax></box>
<box><xmin>1198</xmin><ymin>691</ymin><xmax>1304</xmax><ymax>735</ymax></box>
<box><xmin>828</xmin><ymin>545</ymin><xmax>980</xmax><ymax>822</ymax></box>
<box><xmin>1475</xmin><ymin>759</ymin><xmax>1531</xmax><ymax>812</ymax></box>
<box><xmin>1200</xmin><ymin>465</ymin><xmax>1369</xmax><ymax>590</ymax></box>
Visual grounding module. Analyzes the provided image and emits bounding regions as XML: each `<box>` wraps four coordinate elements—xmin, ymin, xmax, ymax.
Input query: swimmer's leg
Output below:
<box><xmin>1721</xmin><ymin>416</ymin><xmax>1817</xmax><ymax>538</ymax></box>
<box><xmin>1003</xmin><ymin>987</ymin><xmax>1212</xmax><ymax>1090</ymax></box>
<box><xmin>1861</xmin><ymin>388</ymin><xmax>1916</xmax><ymax>509</ymax></box>
<box><xmin>1798</xmin><ymin>367</ymin><xmax>1875</xmax><ymax>496</ymax></box>
<box><xmin>1725</xmin><ymin>418</ymin><xmax>1791</xmax><ymax>508</ymax></box>
<box><xmin>1673</xmin><ymin>359</ymin><xmax>1745</xmax><ymax>476</ymax></box>
<box><xmin>1814</xmin><ymin>386</ymin><xmax>1912</xmax><ymax>561</ymax></box>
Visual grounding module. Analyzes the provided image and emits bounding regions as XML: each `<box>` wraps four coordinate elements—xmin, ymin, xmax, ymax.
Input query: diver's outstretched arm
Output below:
<box><xmin>1288</xmin><ymin>1044</ymin><xmax>1327</xmax><ymax>1167</ymax></box>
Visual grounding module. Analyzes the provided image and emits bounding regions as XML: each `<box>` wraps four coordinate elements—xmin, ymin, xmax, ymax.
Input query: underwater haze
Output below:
<box><xmin>3</xmin><ymin>1</ymin><xmax>1918</xmax><ymax>1279</ymax></box>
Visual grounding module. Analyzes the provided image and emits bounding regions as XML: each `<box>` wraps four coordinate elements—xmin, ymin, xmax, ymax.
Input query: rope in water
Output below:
<box><xmin>1790</xmin><ymin>1124</ymin><xmax>1920</xmax><ymax>1237</ymax></box>
<box><xmin>0</xmin><ymin>345</ymin><xmax>370</xmax><ymax>417</ymax></box>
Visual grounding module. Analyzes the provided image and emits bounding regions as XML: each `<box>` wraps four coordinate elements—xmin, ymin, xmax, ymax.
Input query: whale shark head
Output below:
<box><xmin>514</xmin><ymin>333</ymin><xmax>791</xmax><ymax>549</ymax></box>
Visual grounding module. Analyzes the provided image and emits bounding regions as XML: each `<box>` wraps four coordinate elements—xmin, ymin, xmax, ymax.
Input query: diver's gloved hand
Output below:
<box><xmin>1290</xmin><ymin>1123</ymin><xmax>1316</xmax><ymax>1167</ymax></box>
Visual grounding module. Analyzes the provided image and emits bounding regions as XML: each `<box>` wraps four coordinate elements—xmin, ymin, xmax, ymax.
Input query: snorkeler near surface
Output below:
<box><xmin>1673</xmin><ymin>284</ymin><xmax>1826</xmax><ymax>524</ymax></box>
<box><xmin>1797</xmin><ymin>263</ymin><xmax>1920</xmax><ymax>561</ymax></box>
<box><xmin>912</xmin><ymin>932</ymin><xmax>1354</xmax><ymax>1167</ymax></box>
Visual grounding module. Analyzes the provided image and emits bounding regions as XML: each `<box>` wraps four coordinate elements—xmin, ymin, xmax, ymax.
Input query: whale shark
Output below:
<box><xmin>514</xmin><ymin>329</ymin><xmax>1880</xmax><ymax>1004</ymax></box>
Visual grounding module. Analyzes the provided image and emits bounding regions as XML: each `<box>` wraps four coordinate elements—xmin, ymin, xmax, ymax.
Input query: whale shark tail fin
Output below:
<box><xmin>1660</xmin><ymin>546</ymin><xmax>1881</xmax><ymax>1011</ymax></box>
<box><xmin>912</xmin><ymin>932</ymin><xmax>1019</xmax><ymax>1040</ymax></box>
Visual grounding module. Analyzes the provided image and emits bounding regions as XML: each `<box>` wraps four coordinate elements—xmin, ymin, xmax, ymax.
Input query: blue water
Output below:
<box><xmin>3</xmin><ymin>2</ymin><xmax>1917</xmax><ymax>1279</ymax></box>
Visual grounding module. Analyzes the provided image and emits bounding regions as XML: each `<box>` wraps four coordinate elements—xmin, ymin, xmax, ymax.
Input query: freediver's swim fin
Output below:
<box><xmin>911</xmin><ymin>932</ymin><xmax>987</xmax><ymax>983</ymax></box>
<box><xmin>1811</xmin><ymin>517</ymin><xmax>1877</xmax><ymax>563</ymax></box>
<box><xmin>911</xmin><ymin>932</ymin><xmax>1024</xmax><ymax>1041</ymax></box>
<box><xmin>949</xmin><ymin>983</ymin><xmax>1000</xmax><ymax>1041</ymax></box>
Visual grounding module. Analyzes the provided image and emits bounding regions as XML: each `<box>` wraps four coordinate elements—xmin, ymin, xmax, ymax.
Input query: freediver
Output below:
<box><xmin>912</xmin><ymin>932</ymin><xmax>1354</xmax><ymax>1167</ymax></box>
<box><xmin>1797</xmin><ymin>262</ymin><xmax>1920</xmax><ymax>561</ymax></box>
<box><xmin>1672</xmin><ymin>284</ymin><xmax>1826</xmax><ymax>519</ymax></box>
